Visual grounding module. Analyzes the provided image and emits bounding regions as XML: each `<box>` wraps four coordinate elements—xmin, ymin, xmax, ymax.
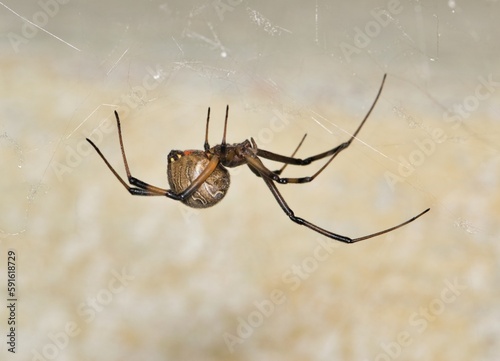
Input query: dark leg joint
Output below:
<box><xmin>289</xmin><ymin>214</ymin><xmax>304</xmax><ymax>225</ymax></box>
<box><xmin>128</xmin><ymin>188</ymin><xmax>153</xmax><ymax>196</ymax></box>
<box><xmin>276</xmin><ymin>176</ymin><xmax>312</xmax><ymax>184</ymax></box>
<box><xmin>297</xmin><ymin>177</ymin><xmax>312</xmax><ymax>184</ymax></box>
<box><xmin>129</xmin><ymin>177</ymin><xmax>151</xmax><ymax>188</ymax></box>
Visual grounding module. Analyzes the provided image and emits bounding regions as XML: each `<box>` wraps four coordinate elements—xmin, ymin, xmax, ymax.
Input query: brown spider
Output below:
<box><xmin>86</xmin><ymin>74</ymin><xmax>429</xmax><ymax>243</ymax></box>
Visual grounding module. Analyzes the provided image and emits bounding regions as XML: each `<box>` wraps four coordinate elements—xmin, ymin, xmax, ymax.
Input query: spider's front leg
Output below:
<box><xmin>245</xmin><ymin>154</ymin><xmax>429</xmax><ymax>243</ymax></box>
<box><xmin>255</xmin><ymin>73</ymin><xmax>388</xmax><ymax>184</ymax></box>
<box><xmin>252</xmin><ymin>137</ymin><xmax>350</xmax><ymax>184</ymax></box>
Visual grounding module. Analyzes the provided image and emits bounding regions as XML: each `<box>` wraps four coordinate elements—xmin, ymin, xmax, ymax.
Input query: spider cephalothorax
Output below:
<box><xmin>86</xmin><ymin>74</ymin><xmax>429</xmax><ymax>243</ymax></box>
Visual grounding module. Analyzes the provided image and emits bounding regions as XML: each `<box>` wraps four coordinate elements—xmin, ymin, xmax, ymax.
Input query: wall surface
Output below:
<box><xmin>1</xmin><ymin>1</ymin><xmax>499</xmax><ymax>360</ymax></box>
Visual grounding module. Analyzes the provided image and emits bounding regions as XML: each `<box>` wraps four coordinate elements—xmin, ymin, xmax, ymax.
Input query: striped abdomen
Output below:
<box><xmin>167</xmin><ymin>150</ymin><xmax>230</xmax><ymax>208</ymax></box>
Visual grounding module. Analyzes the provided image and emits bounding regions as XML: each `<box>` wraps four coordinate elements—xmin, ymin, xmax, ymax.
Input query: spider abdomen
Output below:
<box><xmin>167</xmin><ymin>150</ymin><xmax>230</xmax><ymax>208</ymax></box>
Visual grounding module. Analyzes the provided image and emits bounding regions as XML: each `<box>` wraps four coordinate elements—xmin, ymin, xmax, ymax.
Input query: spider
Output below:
<box><xmin>86</xmin><ymin>74</ymin><xmax>429</xmax><ymax>243</ymax></box>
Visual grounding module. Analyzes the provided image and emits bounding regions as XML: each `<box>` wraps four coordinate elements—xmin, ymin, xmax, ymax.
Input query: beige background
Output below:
<box><xmin>1</xmin><ymin>0</ymin><xmax>499</xmax><ymax>360</ymax></box>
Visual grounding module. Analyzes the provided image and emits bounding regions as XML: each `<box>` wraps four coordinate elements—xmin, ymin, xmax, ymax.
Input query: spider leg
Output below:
<box><xmin>246</xmin><ymin>154</ymin><xmax>429</xmax><ymax>243</ymax></box>
<box><xmin>86</xmin><ymin>111</ymin><xmax>220</xmax><ymax>202</ymax></box>
<box><xmin>256</xmin><ymin>73</ymin><xmax>387</xmax><ymax>184</ymax></box>
<box><xmin>248</xmin><ymin>133</ymin><xmax>308</xmax><ymax>178</ymax></box>
<box><xmin>255</xmin><ymin>138</ymin><xmax>349</xmax><ymax>184</ymax></box>
<box><xmin>204</xmin><ymin>107</ymin><xmax>211</xmax><ymax>151</ymax></box>
<box><xmin>273</xmin><ymin>133</ymin><xmax>307</xmax><ymax>176</ymax></box>
<box><xmin>86</xmin><ymin>136</ymin><xmax>177</xmax><ymax>197</ymax></box>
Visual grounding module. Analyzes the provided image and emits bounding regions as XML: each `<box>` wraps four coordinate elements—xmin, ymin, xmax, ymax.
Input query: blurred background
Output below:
<box><xmin>1</xmin><ymin>0</ymin><xmax>499</xmax><ymax>360</ymax></box>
